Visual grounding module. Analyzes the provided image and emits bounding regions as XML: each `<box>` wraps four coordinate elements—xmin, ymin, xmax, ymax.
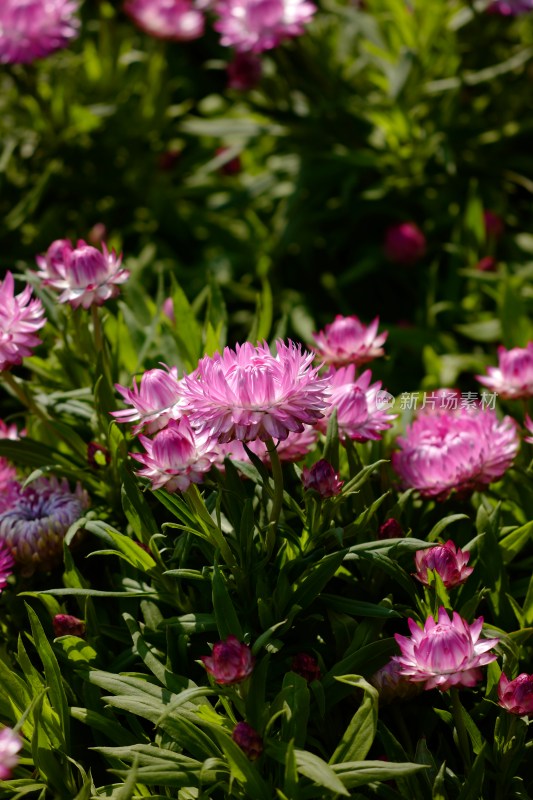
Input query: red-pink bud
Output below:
<box><xmin>378</xmin><ymin>518</ymin><xmax>403</xmax><ymax>540</ymax></box>
<box><xmin>483</xmin><ymin>210</ymin><xmax>504</xmax><ymax>240</ymax></box>
<box><xmin>498</xmin><ymin>673</ymin><xmax>533</xmax><ymax>715</ymax></box>
<box><xmin>232</xmin><ymin>722</ymin><xmax>263</xmax><ymax>760</ymax></box>
<box><xmin>302</xmin><ymin>459</ymin><xmax>343</xmax><ymax>498</ymax></box>
<box><xmin>414</xmin><ymin>540</ymin><xmax>473</xmax><ymax>589</ymax></box>
<box><xmin>227</xmin><ymin>52</ymin><xmax>262</xmax><ymax>90</ymax></box>
<box><xmin>201</xmin><ymin>635</ymin><xmax>254</xmax><ymax>685</ymax></box>
<box><xmin>291</xmin><ymin>652</ymin><xmax>321</xmax><ymax>682</ymax></box>
<box><xmin>476</xmin><ymin>256</ymin><xmax>497</xmax><ymax>272</ymax></box>
<box><xmin>53</xmin><ymin>614</ymin><xmax>86</xmax><ymax>638</ymax></box>
<box><xmin>384</xmin><ymin>223</ymin><xmax>426</xmax><ymax>265</ymax></box>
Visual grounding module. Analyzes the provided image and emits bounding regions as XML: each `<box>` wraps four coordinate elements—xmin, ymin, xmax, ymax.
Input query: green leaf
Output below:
<box><xmin>212</xmin><ymin>562</ymin><xmax>244</xmax><ymax>640</ymax></box>
<box><xmin>280</xmin><ymin>673</ymin><xmax>310</xmax><ymax>748</ymax></box>
<box><xmin>293</xmin><ymin>750</ymin><xmax>349</xmax><ymax>796</ymax></box>
<box><xmin>330</xmin><ymin>676</ymin><xmax>378</xmax><ymax>763</ymax></box>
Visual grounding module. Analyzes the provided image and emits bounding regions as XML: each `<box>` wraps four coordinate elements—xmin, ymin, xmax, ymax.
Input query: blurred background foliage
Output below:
<box><xmin>1</xmin><ymin>0</ymin><xmax>533</xmax><ymax>392</ymax></box>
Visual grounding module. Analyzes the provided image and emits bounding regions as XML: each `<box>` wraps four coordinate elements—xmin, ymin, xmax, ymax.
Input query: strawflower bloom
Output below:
<box><xmin>487</xmin><ymin>0</ymin><xmax>533</xmax><ymax>13</ymax></box>
<box><xmin>36</xmin><ymin>239</ymin><xmax>129</xmax><ymax>309</ymax></box>
<box><xmin>384</xmin><ymin>222</ymin><xmax>426</xmax><ymax>265</ymax></box>
<box><xmin>0</xmin><ymin>272</ymin><xmax>46</xmax><ymax>372</ymax></box>
<box><xmin>312</xmin><ymin>315</ymin><xmax>388</xmax><ymax>368</ymax></box>
<box><xmin>392</xmin><ymin>406</ymin><xmax>519</xmax><ymax>500</ymax></box>
<box><xmin>393</xmin><ymin>607</ymin><xmax>499</xmax><ymax>691</ymax></box>
<box><xmin>0</xmin><ymin>540</ymin><xmax>15</xmax><ymax>593</ymax></box>
<box><xmin>113</xmin><ymin>366</ymin><xmax>184</xmax><ymax>435</ymax></box>
<box><xmin>214</xmin><ymin>0</ymin><xmax>316</xmax><ymax>53</ymax></box>
<box><xmin>414</xmin><ymin>541</ymin><xmax>473</xmax><ymax>589</ymax></box>
<box><xmin>227</xmin><ymin>52</ymin><xmax>262</xmax><ymax>90</ymax></box>
<box><xmin>0</xmin><ymin>477</ymin><xmax>89</xmax><ymax>576</ymax></box>
<box><xmin>371</xmin><ymin>659</ymin><xmax>423</xmax><ymax>704</ymax></box>
<box><xmin>291</xmin><ymin>652</ymin><xmax>321</xmax><ymax>682</ymax></box>
<box><xmin>498</xmin><ymin>673</ymin><xmax>533</xmax><ymax>715</ymax></box>
<box><xmin>232</xmin><ymin>722</ymin><xmax>263</xmax><ymax>760</ymax></box>
<box><xmin>318</xmin><ymin>366</ymin><xmax>396</xmax><ymax>443</ymax></box>
<box><xmin>202</xmin><ymin>635</ymin><xmax>254</xmax><ymax>684</ymax></box>
<box><xmin>0</xmin><ymin>0</ymin><xmax>80</xmax><ymax>65</ymax></box>
<box><xmin>124</xmin><ymin>0</ymin><xmax>205</xmax><ymax>41</ymax></box>
<box><xmin>53</xmin><ymin>613</ymin><xmax>86</xmax><ymax>638</ymax></box>
<box><xmin>477</xmin><ymin>343</ymin><xmax>533</xmax><ymax>400</ymax></box>
<box><xmin>0</xmin><ymin>727</ymin><xmax>23</xmax><ymax>780</ymax></box>
<box><xmin>132</xmin><ymin>418</ymin><xmax>220</xmax><ymax>492</ymax></box>
<box><xmin>302</xmin><ymin>459</ymin><xmax>343</xmax><ymax>498</ymax></box>
<box><xmin>181</xmin><ymin>340</ymin><xmax>328</xmax><ymax>443</ymax></box>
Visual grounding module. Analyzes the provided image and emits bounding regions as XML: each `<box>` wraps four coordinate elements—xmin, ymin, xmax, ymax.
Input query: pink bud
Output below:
<box><xmin>227</xmin><ymin>52</ymin><xmax>262</xmax><ymax>90</ymax></box>
<box><xmin>232</xmin><ymin>722</ymin><xmax>263</xmax><ymax>760</ymax></box>
<box><xmin>384</xmin><ymin>223</ymin><xmax>426</xmax><ymax>265</ymax></box>
<box><xmin>378</xmin><ymin>518</ymin><xmax>403</xmax><ymax>540</ymax></box>
<box><xmin>291</xmin><ymin>652</ymin><xmax>321</xmax><ymax>682</ymax></box>
<box><xmin>52</xmin><ymin>614</ymin><xmax>86</xmax><ymax>638</ymax></box>
<box><xmin>302</xmin><ymin>459</ymin><xmax>343</xmax><ymax>498</ymax></box>
<box><xmin>483</xmin><ymin>210</ymin><xmax>504</xmax><ymax>239</ymax></box>
<box><xmin>201</xmin><ymin>635</ymin><xmax>254</xmax><ymax>684</ymax></box>
<box><xmin>414</xmin><ymin>541</ymin><xmax>473</xmax><ymax>589</ymax></box>
<box><xmin>162</xmin><ymin>297</ymin><xmax>176</xmax><ymax>324</ymax></box>
<box><xmin>476</xmin><ymin>256</ymin><xmax>497</xmax><ymax>272</ymax></box>
<box><xmin>498</xmin><ymin>673</ymin><xmax>533</xmax><ymax>715</ymax></box>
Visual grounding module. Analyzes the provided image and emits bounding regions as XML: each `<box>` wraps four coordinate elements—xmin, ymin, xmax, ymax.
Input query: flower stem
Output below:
<box><xmin>266</xmin><ymin>437</ymin><xmax>283</xmax><ymax>526</ymax></box>
<box><xmin>185</xmin><ymin>484</ymin><xmax>237</xmax><ymax>571</ymax></box>
<box><xmin>450</xmin><ymin>687</ymin><xmax>472</xmax><ymax>771</ymax></box>
<box><xmin>91</xmin><ymin>304</ymin><xmax>103</xmax><ymax>355</ymax></box>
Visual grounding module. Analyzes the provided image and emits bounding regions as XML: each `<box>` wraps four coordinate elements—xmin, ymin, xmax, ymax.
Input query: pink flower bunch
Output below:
<box><xmin>181</xmin><ymin>340</ymin><xmax>328</xmax><ymax>443</ymax></box>
<box><xmin>132</xmin><ymin>418</ymin><xmax>220</xmax><ymax>493</ymax></box>
<box><xmin>214</xmin><ymin>0</ymin><xmax>316</xmax><ymax>53</ymax></box>
<box><xmin>113</xmin><ymin>367</ymin><xmax>184</xmax><ymax>435</ymax></box>
<box><xmin>384</xmin><ymin>222</ymin><xmax>426</xmax><ymax>265</ymax></box>
<box><xmin>414</xmin><ymin>541</ymin><xmax>473</xmax><ymax>589</ymax></box>
<box><xmin>302</xmin><ymin>459</ymin><xmax>343</xmax><ymax>498</ymax></box>
<box><xmin>0</xmin><ymin>541</ymin><xmax>15</xmax><ymax>593</ymax></box>
<box><xmin>477</xmin><ymin>343</ymin><xmax>533</xmax><ymax>400</ymax></box>
<box><xmin>498</xmin><ymin>673</ymin><xmax>533</xmax><ymax>715</ymax></box>
<box><xmin>124</xmin><ymin>0</ymin><xmax>205</xmax><ymax>41</ymax></box>
<box><xmin>393</xmin><ymin>607</ymin><xmax>499</xmax><ymax>691</ymax></box>
<box><xmin>0</xmin><ymin>0</ymin><xmax>80</xmax><ymax>65</ymax></box>
<box><xmin>312</xmin><ymin>315</ymin><xmax>388</xmax><ymax>368</ymax></box>
<box><xmin>0</xmin><ymin>272</ymin><xmax>46</xmax><ymax>372</ymax></box>
<box><xmin>392</xmin><ymin>406</ymin><xmax>519</xmax><ymax>499</ymax></box>
<box><xmin>0</xmin><ymin>727</ymin><xmax>22</xmax><ymax>780</ymax></box>
<box><xmin>318</xmin><ymin>366</ymin><xmax>396</xmax><ymax>442</ymax></box>
<box><xmin>487</xmin><ymin>0</ymin><xmax>533</xmax><ymax>13</ymax></box>
<box><xmin>36</xmin><ymin>239</ymin><xmax>129</xmax><ymax>309</ymax></box>
<box><xmin>202</xmin><ymin>635</ymin><xmax>254</xmax><ymax>684</ymax></box>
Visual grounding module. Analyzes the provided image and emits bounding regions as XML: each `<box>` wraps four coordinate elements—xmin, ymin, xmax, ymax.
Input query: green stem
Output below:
<box><xmin>450</xmin><ymin>687</ymin><xmax>471</xmax><ymax>771</ymax></box>
<box><xmin>266</xmin><ymin>437</ymin><xmax>283</xmax><ymax>526</ymax></box>
<box><xmin>185</xmin><ymin>485</ymin><xmax>237</xmax><ymax>571</ymax></box>
<box><xmin>91</xmin><ymin>304</ymin><xmax>103</xmax><ymax>356</ymax></box>
<box><xmin>2</xmin><ymin>371</ymin><xmax>51</xmax><ymax>428</ymax></box>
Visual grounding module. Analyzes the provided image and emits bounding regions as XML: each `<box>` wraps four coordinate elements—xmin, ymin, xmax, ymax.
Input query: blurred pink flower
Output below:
<box><xmin>0</xmin><ymin>420</ymin><xmax>24</xmax><ymax>441</ymax></box>
<box><xmin>36</xmin><ymin>239</ymin><xmax>129</xmax><ymax>309</ymax></box>
<box><xmin>487</xmin><ymin>0</ymin><xmax>533</xmax><ymax>14</ymax></box>
<box><xmin>476</xmin><ymin>256</ymin><xmax>497</xmax><ymax>272</ymax></box>
<box><xmin>414</xmin><ymin>541</ymin><xmax>473</xmax><ymax>589</ymax></box>
<box><xmin>384</xmin><ymin>222</ymin><xmax>426</xmax><ymax>265</ymax></box>
<box><xmin>371</xmin><ymin>658</ymin><xmax>423</xmax><ymax>704</ymax></box>
<box><xmin>302</xmin><ymin>459</ymin><xmax>343</xmax><ymax>498</ymax></box>
<box><xmin>524</xmin><ymin>415</ymin><xmax>533</xmax><ymax>444</ymax></box>
<box><xmin>393</xmin><ymin>607</ymin><xmax>499</xmax><ymax>691</ymax></box>
<box><xmin>0</xmin><ymin>726</ymin><xmax>22</xmax><ymax>780</ymax></box>
<box><xmin>113</xmin><ymin>367</ymin><xmax>184</xmax><ymax>435</ymax></box>
<box><xmin>477</xmin><ymin>343</ymin><xmax>533</xmax><ymax>400</ymax></box>
<box><xmin>498</xmin><ymin>673</ymin><xmax>533</xmax><ymax>715</ymax></box>
<box><xmin>124</xmin><ymin>0</ymin><xmax>205</xmax><ymax>40</ymax></box>
<box><xmin>227</xmin><ymin>52</ymin><xmax>262</xmax><ymax>89</ymax></box>
<box><xmin>0</xmin><ymin>272</ymin><xmax>46</xmax><ymax>372</ymax></box>
<box><xmin>214</xmin><ymin>0</ymin><xmax>316</xmax><ymax>53</ymax></box>
<box><xmin>202</xmin><ymin>635</ymin><xmax>254</xmax><ymax>684</ymax></box>
<box><xmin>216</xmin><ymin>147</ymin><xmax>242</xmax><ymax>175</ymax></box>
<box><xmin>483</xmin><ymin>210</ymin><xmax>504</xmax><ymax>239</ymax></box>
<box><xmin>0</xmin><ymin>0</ymin><xmax>79</xmax><ymax>64</ymax></box>
<box><xmin>392</xmin><ymin>407</ymin><xmax>519</xmax><ymax>499</ymax></box>
<box><xmin>162</xmin><ymin>297</ymin><xmax>176</xmax><ymax>324</ymax></box>
<box><xmin>53</xmin><ymin>613</ymin><xmax>86</xmax><ymax>638</ymax></box>
<box><xmin>291</xmin><ymin>652</ymin><xmax>321</xmax><ymax>682</ymax></box>
<box><xmin>181</xmin><ymin>340</ymin><xmax>328</xmax><ymax>443</ymax></box>
<box><xmin>232</xmin><ymin>721</ymin><xmax>263</xmax><ymax>759</ymax></box>
<box><xmin>132</xmin><ymin>418</ymin><xmax>219</xmax><ymax>492</ymax></box>
<box><xmin>318</xmin><ymin>366</ymin><xmax>396</xmax><ymax>442</ymax></box>
<box><xmin>0</xmin><ymin>477</ymin><xmax>89</xmax><ymax>576</ymax></box>
<box><xmin>312</xmin><ymin>315</ymin><xmax>388</xmax><ymax>368</ymax></box>
<box><xmin>0</xmin><ymin>540</ymin><xmax>15</xmax><ymax>593</ymax></box>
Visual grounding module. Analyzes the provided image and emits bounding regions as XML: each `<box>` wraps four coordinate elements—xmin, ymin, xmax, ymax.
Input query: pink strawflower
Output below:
<box><xmin>0</xmin><ymin>480</ymin><xmax>20</xmax><ymax>514</ymax></box>
<box><xmin>393</xmin><ymin>607</ymin><xmax>499</xmax><ymax>691</ymax></box>
<box><xmin>477</xmin><ymin>343</ymin><xmax>533</xmax><ymax>400</ymax></box>
<box><xmin>202</xmin><ymin>635</ymin><xmax>254</xmax><ymax>684</ymax></box>
<box><xmin>0</xmin><ymin>477</ymin><xmax>89</xmax><ymax>576</ymax></box>
<box><xmin>302</xmin><ymin>459</ymin><xmax>343</xmax><ymax>498</ymax></box>
<box><xmin>0</xmin><ymin>272</ymin><xmax>46</xmax><ymax>372</ymax></box>
<box><xmin>378</xmin><ymin>518</ymin><xmax>403</xmax><ymax>539</ymax></box>
<box><xmin>0</xmin><ymin>727</ymin><xmax>23</xmax><ymax>781</ymax></box>
<box><xmin>214</xmin><ymin>0</ymin><xmax>316</xmax><ymax>53</ymax></box>
<box><xmin>227</xmin><ymin>52</ymin><xmax>262</xmax><ymax>90</ymax></box>
<box><xmin>524</xmin><ymin>415</ymin><xmax>533</xmax><ymax>444</ymax></box>
<box><xmin>0</xmin><ymin>420</ymin><xmax>24</xmax><ymax>441</ymax></box>
<box><xmin>498</xmin><ymin>673</ymin><xmax>533</xmax><ymax>715</ymax></box>
<box><xmin>483</xmin><ymin>210</ymin><xmax>504</xmax><ymax>239</ymax></box>
<box><xmin>318</xmin><ymin>366</ymin><xmax>396</xmax><ymax>443</ymax></box>
<box><xmin>181</xmin><ymin>340</ymin><xmax>328</xmax><ymax>443</ymax></box>
<box><xmin>232</xmin><ymin>721</ymin><xmax>263</xmax><ymax>760</ymax></box>
<box><xmin>53</xmin><ymin>613</ymin><xmax>86</xmax><ymax>638</ymax></box>
<box><xmin>414</xmin><ymin>541</ymin><xmax>473</xmax><ymax>589</ymax></box>
<box><xmin>392</xmin><ymin>407</ymin><xmax>519</xmax><ymax>500</ymax></box>
<box><xmin>113</xmin><ymin>367</ymin><xmax>184</xmax><ymax>435</ymax></box>
<box><xmin>370</xmin><ymin>659</ymin><xmax>423</xmax><ymax>704</ymax></box>
<box><xmin>0</xmin><ymin>540</ymin><xmax>15</xmax><ymax>593</ymax></box>
<box><xmin>312</xmin><ymin>315</ymin><xmax>388</xmax><ymax>368</ymax></box>
<box><xmin>132</xmin><ymin>418</ymin><xmax>219</xmax><ymax>492</ymax></box>
<box><xmin>487</xmin><ymin>0</ymin><xmax>533</xmax><ymax>14</ymax></box>
<box><xmin>384</xmin><ymin>222</ymin><xmax>426</xmax><ymax>265</ymax></box>
<box><xmin>124</xmin><ymin>0</ymin><xmax>205</xmax><ymax>41</ymax></box>
<box><xmin>0</xmin><ymin>0</ymin><xmax>80</xmax><ymax>65</ymax></box>
<box><xmin>36</xmin><ymin>239</ymin><xmax>129</xmax><ymax>309</ymax></box>
<box><xmin>291</xmin><ymin>652</ymin><xmax>321</xmax><ymax>682</ymax></box>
